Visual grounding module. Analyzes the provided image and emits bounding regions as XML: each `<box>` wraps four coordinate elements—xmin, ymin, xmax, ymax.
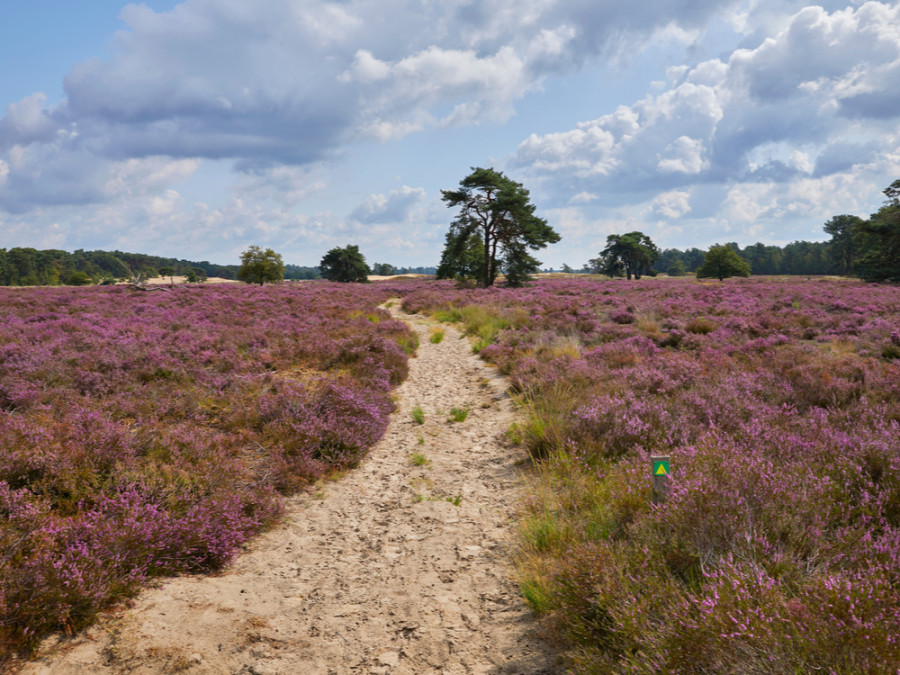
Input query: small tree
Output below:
<box><xmin>65</xmin><ymin>270</ymin><xmax>92</xmax><ymax>286</ymax></box>
<box><xmin>159</xmin><ymin>266</ymin><xmax>176</xmax><ymax>285</ymax></box>
<box><xmin>666</xmin><ymin>260</ymin><xmax>687</xmax><ymax>277</ymax></box>
<box><xmin>440</xmin><ymin>167</ymin><xmax>559</xmax><ymax>287</ymax></box>
<box><xmin>319</xmin><ymin>245</ymin><xmax>370</xmax><ymax>283</ymax></box>
<box><xmin>371</xmin><ymin>263</ymin><xmax>398</xmax><ymax>276</ymax></box>
<box><xmin>696</xmin><ymin>245</ymin><xmax>751</xmax><ymax>281</ymax></box>
<box><xmin>238</xmin><ymin>246</ymin><xmax>285</xmax><ymax>285</ymax></box>
<box><xmin>185</xmin><ymin>267</ymin><xmax>207</xmax><ymax>283</ymax></box>
<box><xmin>594</xmin><ymin>232</ymin><xmax>660</xmax><ymax>280</ymax></box>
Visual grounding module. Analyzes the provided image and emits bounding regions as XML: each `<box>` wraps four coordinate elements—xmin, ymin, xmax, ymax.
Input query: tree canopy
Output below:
<box><xmin>666</xmin><ymin>259</ymin><xmax>687</xmax><ymax>277</ymax></box>
<box><xmin>848</xmin><ymin>181</ymin><xmax>900</xmax><ymax>283</ymax></box>
<box><xmin>824</xmin><ymin>214</ymin><xmax>865</xmax><ymax>276</ymax></box>
<box><xmin>591</xmin><ymin>232</ymin><xmax>660</xmax><ymax>280</ymax></box>
<box><xmin>439</xmin><ymin>167</ymin><xmax>559</xmax><ymax>287</ymax></box>
<box><xmin>238</xmin><ymin>246</ymin><xmax>285</xmax><ymax>285</ymax></box>
<box><xmin>371</xmin><ymin>262</ymin><xmax>398</xmax><ymax>276</ymax></box>
<box><xmin>319</xmin><ymin>245</ymin><xmax>370</xmax><ymax>283</ymax></box>
<box><xmin>696</xmin><ymin>245</ymin><xmax>752</xmax><ymax>281</ymax></box>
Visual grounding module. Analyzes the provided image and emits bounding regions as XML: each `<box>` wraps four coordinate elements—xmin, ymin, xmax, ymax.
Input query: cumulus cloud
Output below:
<box><xmin>515</xmin><ymin>2</ymin><xmax>900</xmax><ymax>206</ymax></box>
<box><xmin>653</xmin><ymin>190</ymin><xmax>693</xmax><ymax>218</ymax></box>
<box><xmin>0</xmin><ymin>93</ymin><xmax>62</xmax><ymax>148</ymax></box>
<box><xmin>0</xmin><ymin>0</ymin><xmax>742</xmax><ymax>215</ymax></box>
<box><xmin>2</xmin><ymin>0</ymin><xmax>898</xmax><ymax>264</ymax></box>
<box><xmin>350</xmin><ymin>185</ymin><xmax>427</xmax><ymax>224</ymax></box>
<box><xmin>658</xmin><ymin>137</ymin><xmax>708</xmax><ymax>174</ymax></box>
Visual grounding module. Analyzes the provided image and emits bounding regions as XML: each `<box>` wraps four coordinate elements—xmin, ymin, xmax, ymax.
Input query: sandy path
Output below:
<box><xmin>22</xmin><ymin>304</ymin><xmax>558</xmax><ymax>675</ymax></box>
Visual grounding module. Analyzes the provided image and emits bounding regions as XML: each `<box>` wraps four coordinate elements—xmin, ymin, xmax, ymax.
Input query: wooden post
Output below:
<box><xmin>652</xmin><ymin>455</ymin><xmax>670</xmax><ymax>503</ymax></box>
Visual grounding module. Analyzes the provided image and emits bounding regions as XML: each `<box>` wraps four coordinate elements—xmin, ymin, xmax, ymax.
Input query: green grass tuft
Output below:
<box><xmin>448</xmin><ymin>407</ymin><xmax>469</xmax><ymax>422</ymax></box>
<box><xmin>409</xmin><ymin>452</ymin><xmax>431</xmax><ymax>467</ymax></box>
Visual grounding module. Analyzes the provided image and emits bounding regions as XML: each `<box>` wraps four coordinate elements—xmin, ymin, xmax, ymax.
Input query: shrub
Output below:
<box><xmin>684</xmin><ymin>317</ymin><xmax>716</xmax><ymax>334</ymax></box>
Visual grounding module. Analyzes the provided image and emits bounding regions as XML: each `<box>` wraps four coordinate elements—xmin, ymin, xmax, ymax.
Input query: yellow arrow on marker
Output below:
<box><xmin>655</xmin><ymin>464</ymin><xmax>668</xmax><ymax>476</ymax></box>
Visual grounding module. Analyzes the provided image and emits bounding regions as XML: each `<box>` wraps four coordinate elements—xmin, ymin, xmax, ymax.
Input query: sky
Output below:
<box><xmin>1</xmin><ymin>0</ymin><xmax>899</xmax><ymax>269</ymax></box>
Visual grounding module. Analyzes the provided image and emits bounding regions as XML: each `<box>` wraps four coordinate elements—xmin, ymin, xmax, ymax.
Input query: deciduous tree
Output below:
<box><xmin>159</xmin><ymin>266</ymin><xmax>176</xmax><ymax>285</ymax></box>
<box><xmin>696</xmin><ymin>245</ymin><xmax>751</xmax><ymax>281</ymax></box>
<box><xmin>371</xmin><ymin>263</ymin><xmax>398</xmax><ymax>276</ymax></box>
<box><xmin>666</xmin><ymin>260</ymin><xmax>687</xmax><ymax>277</ymax></box>
<box><xmin>238</xmin><ymin>246</ymin><xmax>285</xmax><ymax>285</ymax></box>
<box><xmin>319</xmin><ymin>245</ymin><xmax>370</xmax><ymax>283</ymax></box>
<box><xmin>592</xmin><ymin>232</ymin><xmax>660</xmax><ymax>280</ymax></box>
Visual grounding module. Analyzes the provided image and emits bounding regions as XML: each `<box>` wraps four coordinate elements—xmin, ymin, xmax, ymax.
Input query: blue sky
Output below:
<box><xmin>2</xmin><ymin>1</ymin><xmax>899</xmax><ymax>268</ymax></box>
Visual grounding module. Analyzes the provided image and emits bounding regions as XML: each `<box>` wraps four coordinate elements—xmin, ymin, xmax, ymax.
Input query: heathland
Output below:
<box><xmin>2</xmin><ymin>276</ymin><xmax>899</xmax><ymax>673</ymax></box>
<box><xmin>0</xmin><ymin>282</ymin><xmax>416</xmax><ymax>658</ymax></box>
<box><xmin>404</xmin><ymin>276</ymin><xmax>900</xmax><ymax>672</ymax></box>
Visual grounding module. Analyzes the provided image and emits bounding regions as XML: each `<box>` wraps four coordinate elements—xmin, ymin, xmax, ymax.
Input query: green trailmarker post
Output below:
<box><xmin>651</xmin><ymin>455</ymin><xmax>671</xmax><ymax>502</ymax></box>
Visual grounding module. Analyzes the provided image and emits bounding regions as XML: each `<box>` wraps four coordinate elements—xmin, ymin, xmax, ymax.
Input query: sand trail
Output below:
<box><xmin>22</xmin><ymin>304</ymin><xmax>557</xmax><ymax>675</ymax></box>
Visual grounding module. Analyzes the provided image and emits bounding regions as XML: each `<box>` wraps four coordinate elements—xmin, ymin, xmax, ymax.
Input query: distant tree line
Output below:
<box><xmin>573</xmin><ymin>180</ymin><xmax>899</xmax><ymax>282</ymax></box>
<box><xmin>552</xmin><ymin>239</ymin><xmax>842</xmax><ymax>277</ymax></box>
<box><xmin>0</xmin><ymin>248</ymin><xmax>321</xmax><ymax>286</ymax></box>
<box><xmin>654</xmin><ymin>240</ymin><xmax>839</xmax><ymax>277</ymax></box>
<box><xmin>370</xmin><ymin>263</ymin><xmax>437</xmax><ymax>275</ymax></box>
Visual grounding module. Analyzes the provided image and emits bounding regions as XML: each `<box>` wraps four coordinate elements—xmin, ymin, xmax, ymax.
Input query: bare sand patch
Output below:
<box><xmin>139</xmin><ymin>276</ymin><xmax>240</xmax><ymax>285</ymax></box>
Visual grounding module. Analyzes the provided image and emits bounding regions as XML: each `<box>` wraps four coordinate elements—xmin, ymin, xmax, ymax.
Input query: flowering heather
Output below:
<box><xmin>404</xmin><ymin>277</ymin><xmax>900</xmax><ymax>672</ymax></box>
<box><xmin>0</xmin><ymin>282</ymin><xmax>415</xmax><ymax>657</ymax></box>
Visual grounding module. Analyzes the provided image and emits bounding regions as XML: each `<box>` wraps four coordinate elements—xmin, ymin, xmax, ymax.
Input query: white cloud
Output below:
<box><xmin>517</xmin><ymin>122</ymin><xmax>620</xmax><ymax>176</ymax></box>
<box><xmin>0</xmin><ymin>93</ymin><xmax>61</xmax><ymax>148</ymax></box>
<box><xmin>104</xmin><ymin>157</ymin><xmax>200</xmax><ymax>198</ymax></box>
<box><xmin>350</xmin><ymin>185</ymin><xmax>426</xmax><ymax>224</ymax></box>
<box><xmin>569</xmin><ymin>191</ymin><xmax>599</xmax><ymax>204</ymax></box>
<box><xmin>653</xmin><ymin>190</ymin><xmax>692</xmax><ymax>218</ymax></box>
<box><xmin>515</xmin><ymin>2</ymin><xmax>900</xmax><ymax>203</ymax></box>
<box><xmin>341</xmin><ymin>50</ymin><xmax>391</xmax><ymax>84</ymax></box>
<box><xmin>2</xmin><ymin>0</ymin><xmax>899</xmax><ymax>264</ymax></box>
<box><xmin>658</xmin><ymin>136</ymin><xmax>707</xmax><ymax>174</ymax></box>
<box><xmin>0</xmin><ymin>0</ymin><xmax>740</xmax><ymax>182</ymax></box>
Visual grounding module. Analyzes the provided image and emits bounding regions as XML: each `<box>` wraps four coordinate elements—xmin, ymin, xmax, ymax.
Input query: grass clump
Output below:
<box><xmin>685</xmin><ymin>316</ymin><xmax>716</xmax><ymax>334</ymax></box>
<box><xmin>410</xmin><ymin>406</ymin><xmax>425</xmax><ymax>425</ymax></box>
<box><xmin>413</xmin><ymin>493</ymin><xmax>462</xmax><ymax>506</ymax></box>
<box><xmin>429</xmin><ymin>326</ymin><xmax>445</xmax><ymax>343</ymax></box>
<box><xmin>434</xmin><ymin>306</ymin><xmax>463</xmax><ymax>323</ymax></box>
<box><xmin>409</xmin><ymin>452</ymin><xmax>431</xmax><ymax>467</ymax></box>
<box><xmin>448</xmin><ymin>407</ymin><xmax>469</xmax><ymax>422</ymax></box>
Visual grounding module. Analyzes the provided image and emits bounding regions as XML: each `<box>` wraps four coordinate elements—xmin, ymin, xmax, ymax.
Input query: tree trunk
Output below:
<box><xmin>482</xmin><ymin>228</ymin><xmax>493</xmax><ymax>287</ymax></box>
